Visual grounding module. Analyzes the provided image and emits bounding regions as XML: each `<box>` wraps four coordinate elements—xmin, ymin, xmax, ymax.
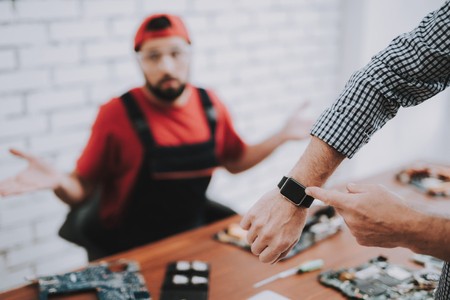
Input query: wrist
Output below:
<box><xmin>287</xmin><ymin>136</ymin><xmax>345</xmax><ymax>187</ymax></box>
<box><xmin>52</xmin><ymin>172</ymin><xmax>69</xmax><ymax>191</ymax></box>
<box><xmin>401</xmin><ymin>209</ymin><xmax>430</xmax><ymax>252</ymax></box>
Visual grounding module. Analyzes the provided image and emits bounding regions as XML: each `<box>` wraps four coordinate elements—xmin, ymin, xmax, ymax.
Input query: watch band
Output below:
<box><xmin>278</xmin><ymin>176</ymin><xmax>314</xmax><ymax>208</ymax></box>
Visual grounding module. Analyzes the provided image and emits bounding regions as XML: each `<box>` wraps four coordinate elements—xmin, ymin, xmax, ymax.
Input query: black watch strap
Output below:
<box><xmin>277</xmin><ymin>176</ymin><xmax>314</xmax><ymax>208</ymax></box>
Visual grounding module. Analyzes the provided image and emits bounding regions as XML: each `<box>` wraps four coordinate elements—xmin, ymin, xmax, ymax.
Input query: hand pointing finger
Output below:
<box><xmin>305</xmin><ymin>186</ymin><xmax>350</xmax><ymax>209</ymax></box>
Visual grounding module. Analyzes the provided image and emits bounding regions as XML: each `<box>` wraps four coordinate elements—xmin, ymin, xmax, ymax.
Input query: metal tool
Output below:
<box><xmin>253</xmin><ymin>259</ymin><xmax>324</xmax><ymax>288</ymax></box>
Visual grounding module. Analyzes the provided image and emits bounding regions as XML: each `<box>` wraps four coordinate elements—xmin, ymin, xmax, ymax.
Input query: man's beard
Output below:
<box><xmin>145</xmin><ymin>77</ymin><xmax>186</xmax><ymax>103</ymax></box>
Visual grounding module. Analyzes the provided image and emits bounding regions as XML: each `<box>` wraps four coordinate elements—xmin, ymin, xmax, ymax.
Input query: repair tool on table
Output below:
<box><xmin>253</xmin><ymin>259</ymin><xmax>324</xmax><ymax>288</ymax></box>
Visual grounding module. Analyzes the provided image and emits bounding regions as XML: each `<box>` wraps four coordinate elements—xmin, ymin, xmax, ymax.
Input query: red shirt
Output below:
<box><xmin>76</xmin><ymin>85</ymin><xmax>245</xmax><ymax>227</ymax></box>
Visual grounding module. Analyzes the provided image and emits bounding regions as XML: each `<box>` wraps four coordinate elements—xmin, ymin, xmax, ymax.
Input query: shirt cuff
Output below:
<box><xmin>310</xmin><ymin>108</ymin><xmax>372</xmax><ymax>158</ymax></box>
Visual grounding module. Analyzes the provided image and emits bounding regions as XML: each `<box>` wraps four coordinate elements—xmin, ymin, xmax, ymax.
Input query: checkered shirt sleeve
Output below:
<box><xmin>311</xmin><ymin>0</ymin><xmax>450</xmax><ymax>158</ymax></box>
<box><xmin>436</xmin><ymin>261</ymin><xmax>450</xmax><ymax>299</ymax></box>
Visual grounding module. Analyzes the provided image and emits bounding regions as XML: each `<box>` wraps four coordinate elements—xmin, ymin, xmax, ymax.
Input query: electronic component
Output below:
<box><xmin>318</xmin><ymin>256</ymin><xmax>440</xmax><ymax>299</ymax></box>
<box><xmin>160</xmin><ymin>260</ymin><xmax>210</xmax><ymax>300</ymax></box>
<box><xmin>214</xmin><ymin>206</ymin><xmax>342</xmax><ymax>260</ymax></box>
<box><xmin>396</xmin><ymin>164</ymin><xmax>450</xmax><ymax>197</ymax></box>
<box><xmin>37</xmin><ymin>260</ymin><xmax>151</xmax><ymax>300</ymax></box>
<box><xmin>411</xmin><ymin>254</ymin><xmax>445</xmax><ymax>271</ymax></box>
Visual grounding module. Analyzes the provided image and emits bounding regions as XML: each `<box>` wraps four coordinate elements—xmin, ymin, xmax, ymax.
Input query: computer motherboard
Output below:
<box><xmin>318</xmin><ymin>256</ymin><xmax>441</xmax><ymax>299</ymax></box>
<box><xmin>37</xmin><ymin>260</ymin><xmax>151</xmax><ymax>300</ymax></box>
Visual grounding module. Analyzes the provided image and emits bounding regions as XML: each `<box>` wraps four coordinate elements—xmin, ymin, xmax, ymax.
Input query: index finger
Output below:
<box><xmin>305</xmin><ymin>186</ymin><xmax>352</xmax><ymax>209</ymax></box>
<box><xmin>9</xmin><ymin>148</ymin><xmax>36</xmax><ymax>161</ymax></box>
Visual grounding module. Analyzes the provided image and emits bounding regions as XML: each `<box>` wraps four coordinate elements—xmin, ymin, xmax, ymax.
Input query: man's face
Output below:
<box><xmin>137</xmin><ymin>36</ymin><xmax>191</xmax><ymax>103</ymax></box>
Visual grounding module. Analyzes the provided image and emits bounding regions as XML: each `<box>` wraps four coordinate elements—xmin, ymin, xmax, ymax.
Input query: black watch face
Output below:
<box><xmin>280</xmin><ymin>178</ymin><xmax>306</xmax><ymax>205</ymax></box>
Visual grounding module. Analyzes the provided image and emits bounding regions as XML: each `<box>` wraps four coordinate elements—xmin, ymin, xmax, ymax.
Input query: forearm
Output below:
<box><xmin>53</xmin><ymin>172</ymin><xmax>91</xmax><ymax>206</ymax></box>
<box><xmin>288</xmin><ymin>136</ymin><xmax>345</xmax><ymax>186</ymax></box>
<box><xmin>406</xmin><ymin>210</ymin><xmax>450</xmax><ymax>262</ymax></box>
<box><xmin>223</xmin><ymin>132</ymin><xmax>285</xmax><ymax>173</ymax></box>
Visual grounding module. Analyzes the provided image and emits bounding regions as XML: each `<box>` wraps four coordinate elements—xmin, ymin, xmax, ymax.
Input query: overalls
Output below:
<box><xmin>59</xmin><ymin>88</ymin><xmax>235</xmax><ymax>260</ymax></box>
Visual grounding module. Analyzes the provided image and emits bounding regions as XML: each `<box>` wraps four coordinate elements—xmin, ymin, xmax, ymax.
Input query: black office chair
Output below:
<box><xmin>59</xmin><ymin>189</ymin><xmax>236</xmax><ymax>261</ymax></box>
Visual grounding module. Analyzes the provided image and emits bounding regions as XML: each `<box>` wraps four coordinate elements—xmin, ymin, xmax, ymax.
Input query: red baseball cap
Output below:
<box><xmin>134</xmin><ymin>14</ymin><xmax>191</xmax><ymax>51</ymax></box>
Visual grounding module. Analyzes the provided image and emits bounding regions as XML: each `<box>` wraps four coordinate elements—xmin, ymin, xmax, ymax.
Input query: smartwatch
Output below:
<box><xmin>278</xmin><ymin>176</ymin><xmax>314</xmax><ymax>208</ymax></box>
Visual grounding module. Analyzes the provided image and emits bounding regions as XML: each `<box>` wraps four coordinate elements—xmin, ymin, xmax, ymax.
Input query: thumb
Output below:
<box><xmin>346</xmin><ymin>182</ymin><xmax>379</xmax><ymax>194</ymax></box>
<box><xmin>305</xmin><ymin>186</ymin><xmax>348</xmax><ymax>209</ymax></box>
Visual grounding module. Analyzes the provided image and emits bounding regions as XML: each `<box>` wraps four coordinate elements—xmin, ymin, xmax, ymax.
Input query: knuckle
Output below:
<box><xmin>277</xmin><ymin>240</ymin><xmax>291</xmax><ymax>251</ymax></box>
<box><xmin>259</xmin><ymin>230</ymin><xmax>274</xmax><ymax>242</ymax></box>
<box><xmin>271</xmin><ymin>238</ymin><xmax>290</xmax><ymax>252</ymax></box>
<box><xmin>252</xmin><ymin>221</ymin><xmax>264</xmax><ymax>236</ymax></box>
<box><xmin>251</xmin><ymin>221</ymin><xmax>264</xmax><ymax>232</ymax></box>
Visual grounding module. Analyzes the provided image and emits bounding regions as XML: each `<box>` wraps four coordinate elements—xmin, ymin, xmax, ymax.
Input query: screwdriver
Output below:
<box><xmin>253</xmin><ymin>259</ymin><xmax>324</xmax><ymax>288</ymax></box>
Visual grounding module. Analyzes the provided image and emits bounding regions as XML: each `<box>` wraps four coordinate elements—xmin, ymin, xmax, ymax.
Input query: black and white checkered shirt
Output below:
<box><xmin>311</xmin><ymin>0</ymin><xmax>450</xmax><ymax>159</ymax></box>
<box><xmin>311</xmin><ymin>1</ymin><xmax>450</xmax><ymax>299</ymax></box>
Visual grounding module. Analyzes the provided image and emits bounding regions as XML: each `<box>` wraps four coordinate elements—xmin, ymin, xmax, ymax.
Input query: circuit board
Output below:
<box><xmin>38</xmin><ymin>260</ymin><xmax>151</xmax><ymax>300</ymax></box>
<box><xmin>318</xmin><ymin>256</ymin><xmax>440</xmax><ymax>299</ymax></box>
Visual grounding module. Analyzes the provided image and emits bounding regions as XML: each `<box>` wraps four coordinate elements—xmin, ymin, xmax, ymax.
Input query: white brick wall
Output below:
<box><xmin>0</xmin><ymin>70</ymin><xmax>50</xmax><ymax>93</ymax></box>
<box><xmin>50</xmin><ymin>107</ymin><xmax>96</xmax><ymax>132</ymax></box>
<box><xmin>0</xmin><ymin>24</ymin><xmax>47</xmax><ymax>46</ymax></box>
<box><xmin>0</xmin><ymin>0</ymin><xmax>344</xmax><ymax>291</ymax></box>
<box><xmin>27</xmin><ymin>88</ymin><xmax>86</xmax><ymax>112</ymax></box>
<box><xmin>53</xmin><ymin>64</ymin><xmax>109</xmax><ymax>85</ymax></box>
<box><xmin>0</xmin><ymin>115</ymin><xmax>47</xmax><ymax>139</ymax></box>
<box><xmin>142</xmin><ymin>0</ymin><xmax>189</xmax><ymax>14</ymax></box>
<box><xmin>0</xmin><ymin>1</ymin><xmax>14</xmax><ymax>22</ymax></box>
<box><xmin>20</xmin><ymin>45</ymin><xmax>81</xmax><ymax>68</ymax></box>
<box><xmin>83</xmin><ymin>0</ymin><xmax>136</xmax><ymax>18</ymax></box>
<box><xmin>0</xmin><ymin>95</ymin><xmax>23</xmax><ymax>116</ymax></box>
<box><xmin>15</xmin><ymin>0</ymin><xmax>80</xmax><ymax>20</ymax></box>
<box><xmin>0</xmin><ymin>225</ymin><xmax>33</xmax><ymax>250</ymax></box>
<box><xmin>0</xmin><ymin>49</ymin><xmax>16</xmax><ymax>70</ymax></box>
<box><xmin>50</xmin><ymin>21</ymin><xmax>108</xmax><ymax>41</ymax></box>
<box><xmin>84</xmin><ymin>40</ymin><xmax>130</xmax><ymax>60</ymax></box>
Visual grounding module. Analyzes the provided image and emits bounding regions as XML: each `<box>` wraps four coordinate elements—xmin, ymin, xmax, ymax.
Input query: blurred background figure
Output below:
<box><xmin>0</xmin><ymin>13</ymin><xmax>313</xmax><ymax>260</ymax></box>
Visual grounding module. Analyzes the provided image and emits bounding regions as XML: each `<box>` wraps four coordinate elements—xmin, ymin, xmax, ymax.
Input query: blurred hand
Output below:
<box><xmin>240</xmin><ymin>188</ymin><xmax>307</xmax><ymax>263</ymax></box>
<box><xmin>279</xmin><ymin>102</ymin><xmax>314</xmax><ymax>141</ymax></box>
<box><xmin>0</xmin><ymin>149</ymin><xmax>62</xmax><ymax>197</ymax></box>
<box><xmin>306</xmin><ymin>183</ymin><xmax>413</xmax><ymax>248</ymax></box>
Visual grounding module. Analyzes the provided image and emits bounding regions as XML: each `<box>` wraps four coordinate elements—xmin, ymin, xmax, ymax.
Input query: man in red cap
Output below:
<box><xmin>0</xmin><ymin>14</ymin><xmax>312</xmax><ymax>260</ymax></box>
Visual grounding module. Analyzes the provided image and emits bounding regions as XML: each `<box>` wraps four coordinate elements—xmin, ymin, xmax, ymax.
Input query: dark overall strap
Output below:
<box><xmin>120</xmin><ymin>91</ymin><xmax>156</xmax><ymax>153</ymax></box>
<box><xmin>197</xmin><ymin>87</ymin><xmax>216</xmax><ymax>139</ymax></box>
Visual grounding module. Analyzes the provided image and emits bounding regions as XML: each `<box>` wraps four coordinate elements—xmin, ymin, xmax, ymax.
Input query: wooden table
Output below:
<box><xmin>1</xmin><ymin>164</ymin><xmax>448</xmax><ymax>300</ymax></box>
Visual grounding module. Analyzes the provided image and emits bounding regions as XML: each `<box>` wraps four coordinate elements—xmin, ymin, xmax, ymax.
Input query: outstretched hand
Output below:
<box><xmin>305</xmin><ymin>183</ymin><xmax>414</xmax><ymax>248</ymax></box>
<box><xmin>0</xmin><ymin>149</ymin><xmax>62</xmax><ymax>197</ymax></box>
<box><xmin>280</xmin><ymin>102</ymin><xmax>315</xmax><ymax>141</ymax></box>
